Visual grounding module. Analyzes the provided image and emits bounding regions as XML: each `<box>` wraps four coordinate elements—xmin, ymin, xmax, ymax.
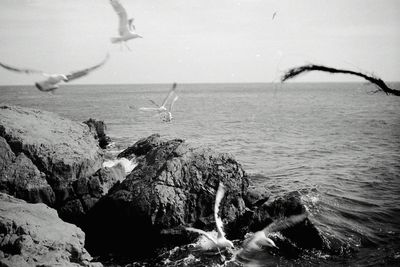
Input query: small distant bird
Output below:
<box><xmin>109</xmin><ymin>0</ymin><xmax>143</xmax><ymax>50</ymax></box>
<box><xmin>238</xmin><ymin>213</ymin><xmax>308</xmax><ymax>257</ymax></box>
<box><xmin>272</xmin><ymin>11</ymin><xmax>277</xmax><ymax>20</ymax></box>
<box><xmin>0</xmin><ymin>54</ymin><xmax>109</xmax><ymax>92</ymax></box>
<box><xmin>185</xmin><ymin>182</ymin><xmax>234</xmax><ymax>251</ymax></box>
<box><xmin>139</xmin><ymin>83</ymin><xmax>179</xmax><ymax>121</ymax></box>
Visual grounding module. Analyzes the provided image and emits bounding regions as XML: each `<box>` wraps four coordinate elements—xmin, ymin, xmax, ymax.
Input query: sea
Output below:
<box><xmin>1</xmin><ymin>82</ymin><xmax>400</xmax><ymax>266</ymax></box>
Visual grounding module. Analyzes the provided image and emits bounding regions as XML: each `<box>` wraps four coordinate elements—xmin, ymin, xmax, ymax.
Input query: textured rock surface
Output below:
<box><xmin>0</xmin><ymin>105</ymin><xmax>122</xmax><ymax>224</ymax></box>
<box><xmin>85</xmin><ymin>135</ymin><xmax>249</xmax><ymax>257</ymax></box>
<box><xmin>0</xmin><ymin>136</ymin><xmax>55</xmax><ymax>205</ymax></box>
<box><xmin>0</xmin><ymin>193</ymin><xmax>101</xmax><ymax>267</ymax></box>
<box><xmin>117</xmin><ymin>133</ymin><xmax>163</xmax><ymax>159</ymax></box>
<box><xmin>83</xmin><ymin>118</ymin><xmax>111</xmax><ymax>149</ymax></box>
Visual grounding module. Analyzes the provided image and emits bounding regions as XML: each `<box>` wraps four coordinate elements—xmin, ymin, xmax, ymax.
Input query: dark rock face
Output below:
<box><xmin>83</xmin><ymin>118</ymin><xmax>111</xmax><ymax>149</ymax></box>
<box><xmin>85</xmin><ymin>135</ymin><xmax>249</xmax><ymax>257</ymax></box>
<box><xmin>117</xmin><ymin>133</ymin><xmax>163</xmax><ymax>159</ymax></box>
<box><xmin>0</xmin><ymin>105</ymin><xmax>122</xmax><ymax>225</ymax></box>
<box><xmin>0</xmin><ymin>193</ymin><xmax>101</xmax><ymax>267</ymax></box>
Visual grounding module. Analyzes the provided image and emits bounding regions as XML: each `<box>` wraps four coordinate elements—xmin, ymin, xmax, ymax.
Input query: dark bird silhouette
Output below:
<box><xmin>281</xmin><ymin>64</ymin><xmax>400</xmax><ymax>96</ymax></box>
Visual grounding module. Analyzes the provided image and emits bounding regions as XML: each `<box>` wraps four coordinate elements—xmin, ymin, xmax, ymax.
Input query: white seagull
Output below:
<box><xmin>109</xmin><ymin>0</ymin><xmax>143</xmax><ymax>50</ymax></box>
<box><xmin>0</xmin><ymin>54</ymin><xmax>109</xmax><ymax>93</ymax></box>
<box><xmin>139</xmin><ymin>83</ymin><xmax>179</xmax><ymax>121</ymax></box>
<box><xmin>238</xmin><ymin>212</ymin><xmax>308</xmax><ymax>256</ymax></box>
<box><xmin>185</xmin><ymin>182</ymin><xmax>234</xmax><ymax>251</ymax></box>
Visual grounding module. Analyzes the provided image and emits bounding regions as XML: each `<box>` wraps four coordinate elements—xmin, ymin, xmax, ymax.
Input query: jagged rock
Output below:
<box><xmin>83</xmin><ymin>118</ymin><xmax>111</xmax><ymax>149</ymax></box>
<box><xmin>0</xmin><ymin>105</ymin><xmax>122</xmax><ymax>225</ymax></box>
<box><xmin>117</xmin><ymin>133</ymin><xmax>163</xmax><ymax>159</ymax></box>
<box><xmin>0</xmin><ymin>136</ymin><xmax>55</xmax><ymax>205</ymax></box>
<box><xmin>85</xmin><ymin>135</ymin><xmax>249</xmax><ymax>258</ymax></box>
<box><xmin>243</xmin><ymin>184</ymin><xmax>271</xmax><ymax>208</ymax></box>
<box><xmin>0</xmin><ymin>193</ymin><xmax>102</xmax><ymax>267</ymax></box>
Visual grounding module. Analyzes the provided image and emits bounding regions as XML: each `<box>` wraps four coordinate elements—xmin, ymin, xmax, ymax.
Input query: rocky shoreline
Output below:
<box><xmin>0</xmin><ymin>105</ymin><xmax>329</xmax><ymax>266</ymax></box>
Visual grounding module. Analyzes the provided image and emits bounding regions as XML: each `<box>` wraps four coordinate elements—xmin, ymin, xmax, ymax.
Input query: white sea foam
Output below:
<box><xmin>103</xmin><ymin>157</ymin><xmax>136</xmax><ymax>174</ymax></box>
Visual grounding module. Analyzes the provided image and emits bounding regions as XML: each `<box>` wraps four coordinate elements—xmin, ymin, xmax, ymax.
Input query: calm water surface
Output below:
<box><xmin>1</xmin><ymin>83</ymin><xmax>399</xmax><ymax>266</ymax></box>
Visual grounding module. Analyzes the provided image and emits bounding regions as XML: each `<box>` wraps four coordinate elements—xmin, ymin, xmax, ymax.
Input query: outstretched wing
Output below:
<box><xmin>160</xmin><ymin>82</ymin><xmax>177</xmax><ymax>108</ymax></box>
<box><xmin>0</xmin><ymin>61</ymin><xmax>45</xmax><ymax>75</ymax></box>
<box><xmin>65</xmin><ymin>54</ymin><xmax>109</xmax><ymax>82</ymax></box>
<box><xmin>139</xmin><ymin>107</ymin><xmax>159</xmax><ymax>112</ymax></box>
<box><xmin>214</xmin><ymin>182</ymin><xmax>226</xmax><ymax>238</ymax></box>
<box><xmin>148</xmin><ymin>99</ymin><xmax>159</xmax><ymax>107</ymax></box>
<box><xmin>110</xmin><ymin>0</ymin><xmax>130</xmax><ymax>36</ymax></box>
<box><xmin>263</xmin><ymin>213</ymin><xmax>308</xmax><ymax>235</ymax></box>
<box><xmin>169</xmin><ymin>95</ymin><xmax>179</xmax><ymax>112</ymax></box>
<box><xmin>185</xmin><ymin>227</ymin><xmax>218</xmax><ymax>245</ymax></box>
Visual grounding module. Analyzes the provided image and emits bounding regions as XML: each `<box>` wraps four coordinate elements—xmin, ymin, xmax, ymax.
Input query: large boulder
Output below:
<box><xmin>0</xmin><ymin>193</ymin><xmax>101</xmax><ymax>267</ymax></box>
<box><xmin>85</xmin><ymin>134</ymin><xmax>249</xmax><ymax>258</ymax></box>
<box><xmin>0</xmin><ymin>105</ymin><xmax>122</xmax><ymax>224</ymax></box>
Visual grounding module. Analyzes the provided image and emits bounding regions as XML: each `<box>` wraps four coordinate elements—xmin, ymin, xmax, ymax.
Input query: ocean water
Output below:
<box><xmin>1</xmin><ymin>83</ymin><xmax>400</xmax><ymax>266</ymax></box>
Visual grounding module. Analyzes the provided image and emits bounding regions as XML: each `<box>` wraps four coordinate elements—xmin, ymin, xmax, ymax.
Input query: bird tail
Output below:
<box><xmin>110</xmin><ymin>37</ymin><xmax>122</xmax><ymax>43</ymax></box>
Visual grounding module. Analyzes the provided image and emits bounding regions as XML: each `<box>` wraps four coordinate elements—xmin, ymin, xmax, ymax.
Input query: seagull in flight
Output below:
<box><xmin>0</xmin><ymin>54</ymin><xmax>109</xmax><ymax>93</ymax></box>
<box><xmin>109</xmin><ymin>0</ymin><xmax>143</xmax><ymax>50</ymax></box>
<box><xmin>238</xmin><ymin>212</ymin><xmax>308</xmax><ymax>258</ymax></box>
<box><xmin>138</xmin><ymin>82</ymin><xmax>179</xmax><ymax>121</ymax></box>
<box><xmin>185</xmin><ymin>182</ymin><xmax>234</xmax><ymax>251</ymax></box>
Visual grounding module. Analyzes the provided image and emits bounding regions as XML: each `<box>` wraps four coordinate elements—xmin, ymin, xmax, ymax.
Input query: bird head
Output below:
<box><xmin>221</xmin><ymin>239</ymin><xmax>234</xmax><ymax>248</ymax></box>
<box><xmin>264</xmin><ymin>237</ymin><xmax>277</xmax><ymax>248</ymax></box>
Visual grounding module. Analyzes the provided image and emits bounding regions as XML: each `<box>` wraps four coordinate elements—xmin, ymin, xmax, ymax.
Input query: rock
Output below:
<box><xmin>0</xmin><ymin>193</ymin><xmax>101</xmax><ymax>267</ymax></box>
<box><xmin>0</xmin><ymin>136</ymin><xmax>55</xmax><ymax>205</ymax></box>
<box><xmin>245</xmin><ymin>191</ymin><xmax>324</xmax><ymax>250</ymax></box>
<box><xmin>83</xmin><ymin>118</ymin><xmax>111</xmax><ymax>149</ymax></box>
<box><xmin>243</xmin><ymin>184</ymin><xmax>271</xmax><ymax>208</ymax></box>
<box><xmin>0</xmin><ymin>105</ymin><xmax>122</xmax><ymax>225</ymax></box>
<box><xmin>85</xmin><ymin>135</ymin><xmax>249</xmax><ymax>258</ymax></box>
<box><xmin>117</xmin><ymin>133</ymin><xmax>164</xmax><ymax>159</ymax></box>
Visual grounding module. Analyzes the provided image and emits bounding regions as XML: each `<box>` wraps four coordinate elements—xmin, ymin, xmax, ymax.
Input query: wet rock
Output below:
<box><xmin>0</xmin><ymin>193</ymin><xmax>101</xmax><ymax>267</ymax></box>
<box><xmin>85</xmin><ymin>135</ymin><xmax>249</xmax><ymax>258</ymax></box>
<box><xmin>83</xmin><ymin>118</ymin><xmax>111</xmax><ymax>149</ymax></box>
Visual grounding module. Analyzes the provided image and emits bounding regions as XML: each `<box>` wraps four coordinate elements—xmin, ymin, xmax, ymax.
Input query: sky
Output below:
<box><xmin>0</xmin><ymin>0</ymin><xmax>399</xmax><ymax>85</ymax></box>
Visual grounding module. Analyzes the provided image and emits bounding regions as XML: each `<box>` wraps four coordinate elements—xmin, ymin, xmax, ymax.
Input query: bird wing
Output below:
<box><xmin>160</xmin><ymin>82</ymin><xmax>177</xmax><ymax>108</ymax></box>
<box><xmin>148</xmin><ymin>99</ymin><xmax>160</xmax><ymax>107</ymax></box>
<box><xmin>110</xmin><ymin>0</ymin><xmax>130</xmax><ymax>36</ymax></box>
<box><xmin>128</xmin><ymin>18</ymin><xmax>136</xmax><ymax>31</ymax></box>
<box><xmin>169</xmin><ymin>95</ymin><xmax>179</xmax><ymax>112</ymax></box>
<box><xmin>0</xmin><ymin>61</ymin><xmax>45</xmax><ymax>75</ymax></box>
<box><xmin>263</xmin><ymin>213</ymin><xmax>308</xmax><ymax>235</ymax></box>
<box><xmin>214</xmin><ymin>182</ymin><xmax>226</xmax><ymax>239</ymax></box>
<box><xmin>185</xmin><ymin>227</ymin><xmax>218</xmax><ymax>245</ymax></box>
<box><xmin>65</xmin><ymin>54</ymin><xmax>109</xmax><ymax>82</ymax></box>
<box><xmin>139</xmin><ymin>107</ymin><xmax>159</xmax><ymax>112</ymax></box>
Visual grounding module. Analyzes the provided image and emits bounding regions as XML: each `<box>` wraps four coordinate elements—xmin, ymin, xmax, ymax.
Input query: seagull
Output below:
<box><xmin>185</xmin><ymin>182</ymin><xmax>234</xmax><ymax>251</ymax></box>
<box><xmin>161</xmin><ymin>95</ymin><xmax>179</xmax><ymax>122</ymax></box>
<box><xmin>238</xmin><ymin>212</ymin><xmax>308</xmax><ymax>257</ymax></box>
<box><xmin>138</xmin><ymin>83</ymin><xmax>179</xmax><ymax>120</ymax></box>
<box><xmin>109</xmin><ymin>0</ymin><xmax>143</xmax><ymax>50</ymax></box>
<box><xmin>0</xmin><ymin>54</ymin><xmax>109</xmax><ymax>92</ymax></box>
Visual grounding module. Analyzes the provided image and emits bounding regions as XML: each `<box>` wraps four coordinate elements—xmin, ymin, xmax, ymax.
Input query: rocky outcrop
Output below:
<box><xmin>83</xmin><ymin>118</ymin><xmax>111</xmax><ymax>149</ymax></box>
<box><xmin>85</xmin><ymin>134</ymin><xmax>249</xmax><ymax>257</ymax></box>
<box><xmin>0</xmin><ymin>193</ymin><xmax>101</xmax><ymax>267</ymax></box>
<box><xmin>0</xmin><ymin>136</ymin><xmax>55</xmax><ymax>205</ymax></box>
<box><xmin>117</xmin><ymin>133</ymin><xmax>163</xmax><ymax>159</ymax></box>
<box><xmin>0</xmin><ymin>105</ymin><xmax>122</xmax><ymax>224</ymax></box>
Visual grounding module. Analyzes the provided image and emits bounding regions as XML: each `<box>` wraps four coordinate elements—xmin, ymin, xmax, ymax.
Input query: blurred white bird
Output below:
<box><xmin>0</xmin><ymin>54</ymin><xmax>109</xmax><ymax>92</ymax></box>
<box><xmin>185</xmin><ymin>182</ymin><xmax>234</xmax><ymax>251</ymax></box>
<box><xmin>238</xmin><ymin>212</ymin><xmax>308</xmax><ymax>257</ymax></box>
<box><xmin>138</xmin><ymin>83</ymin><xmax>179</xmax><ymax>122</ymax></box>
<box><xmin>109</xmin><ymin>0</ymin><xmax>143</xmax><ymax>50</ymax></box>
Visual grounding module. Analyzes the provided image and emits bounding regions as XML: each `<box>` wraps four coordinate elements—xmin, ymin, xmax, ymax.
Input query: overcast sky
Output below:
<box><xmin>0</xmin><ymin>0</ymin><xmax>399</xmax><ymax>85</ymax></box>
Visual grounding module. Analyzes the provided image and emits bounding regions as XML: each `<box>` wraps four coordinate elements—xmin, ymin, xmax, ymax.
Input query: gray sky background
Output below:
<box><xmin>0</xmin><ymin>0</ymin><xmax>399</xmax><ymax>85</ymax></box>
